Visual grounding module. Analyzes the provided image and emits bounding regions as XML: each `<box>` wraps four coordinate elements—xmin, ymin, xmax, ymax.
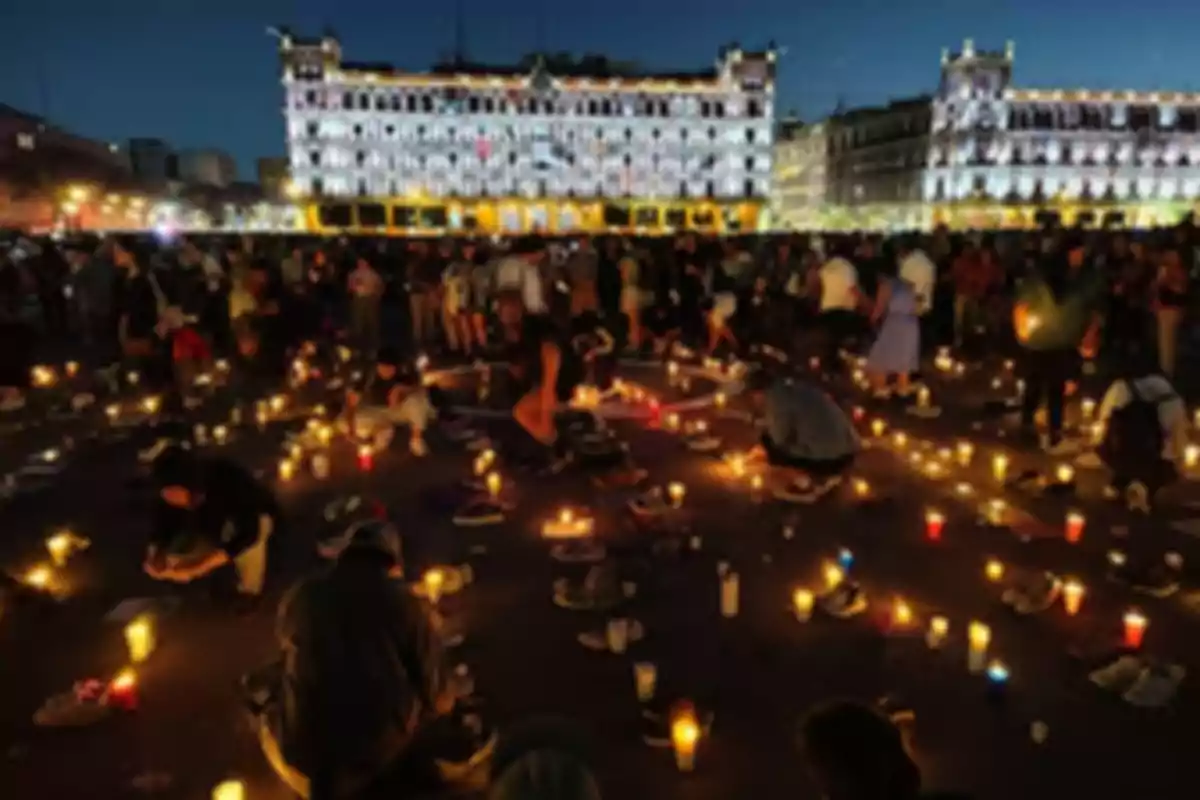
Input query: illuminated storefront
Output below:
<box><xmin>277</xmin><ymin>30</ymin><xmax>775</xmax><ymax>234</ymax></box>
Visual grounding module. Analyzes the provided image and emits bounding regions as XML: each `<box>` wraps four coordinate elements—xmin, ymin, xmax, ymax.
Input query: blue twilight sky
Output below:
<box><xmin>0</xmin><ymin>0</ymin><xmax>1196</xmax><ymax>178</ymax></box>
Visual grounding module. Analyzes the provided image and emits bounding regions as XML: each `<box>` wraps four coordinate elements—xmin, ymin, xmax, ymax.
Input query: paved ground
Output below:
<box><xmin>1</xmin><ymin>354</ymin><xmax>1198</xmax><ymax>800</ymax></box>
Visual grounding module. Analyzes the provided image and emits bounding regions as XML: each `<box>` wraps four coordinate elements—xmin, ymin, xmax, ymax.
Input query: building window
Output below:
<box><xmin>407</xmin><ymin>95</ymin><xmax>417</xmax><ymax>112</ymax></box>
<box><xmin>469</xmin><ymin>97</ymin><xmax>480</xmax><ymax>113</ymax></box>
<box><xmin>343</xmin><ymin>92</ymin><xmax>354</xmax><ymax>109</ymax></box>
<box><xmin>705</xmin><ymin>180</ymin><xmax>715</xmax><ymax>198</ymax></box>
<box><xmin>306</xmin><ymin>121</ymin><xmax>319</xmax><ymax>138</ymax></box>
<box><xmin>385</xmin><ymin>124</ymin><xmax>395</xmax><ymax>137</ymax></box>
<box><xmin>700</xmin><ymin>102</ymin><xmax>711</xmax><ymax>118</ymax></box>
<box><xmin>624</xmin><ymin>128</ymin><xmax>632</xmax><ymax>141</ymax></box>
<box><xmin>601</xmin><ymin>99</ymin><xmax>613</xmax><ymax>116</ymax></box>
<box><xmin>417</xmin><ymin>125</ymin><xmax>426</xmax><ymax>139</ymax></box>
<box><xmin>745</xmin><ymin>156</ymin><xmax>755</xmax><ymax>171</ymax></box>
<box><xmin>305</xmin><ymin>89</ymin><xmax>317</xmax><ymax>106</ymax></box>
<box><xmin>311</xmin><ymin>177</ymin><xmax>323</xmax><ymax>196</ymax></box>
<box><xmin>746</xmin><ymin>128</ymin><xmax>756</xmax><ymax>144</ymax></box>
<box><xmin>376</xmin><ymin>95</ymin><xmax>387</xmax><ymax>110</ymax></box>
<box><xmin>391</xmin><ymin>95</ymin><xmax>402</xmax><ymax>111</ymax></box>
<box><xmin>679</xmin><ymin>181</ymin><xmax>688</xmax><ymax>198</ymax></box>
<box><xmin>747</xmin><ymin>99</ymin><xmax>761</xmax><ymax>118</ymax></box>
<box><xmin>16</xmin><ymin>132</ymin><xmax>34</xmax><ymax>150</ymax></box>
<box><xmin>422</xmin><ymin>95</ymin><xmax>434</xmax><ymax>112</ymax></box>
<box><xmin>744</xmin><ymin>179</ymin><xmax>755</xmax><ymax>198</ymax></box>
<box><xmin>356</xmin><ymin>151</ymin><xmax>366</xmax><ymax>167</ymax></box>
<box><xmin>509</xmin><ymin>152</ymin><xmax>517</xmax><ymax>165</ymax></box>
<box><xmin>714</xmin><ymin>102</ymin><xmax>725</xmax><ymax>118</ymax></box>
<box><xmin>659</xmin><ymin>101</ymin><xmax>669</xmax><ymax>117</ymax></box>
<box><xmin>652</xmin><ymin>128</ymin><xmax>660</xmax><ymax>140</ymax></box>
<box><xmin>681</xmin><ymin>129</ymin><xmax>688</xmax><ymax>141</ymax></box>
<box><xmin>309</xmin><ymin>150</ymin><xmax>321</xmax><ymax>166</ymax></box>
<box><xmin>449</xmin><ymin>152</ymin><xmax>458</xmax><ymax>166</ymax></box>
<box><xmin>357</xmin><ymin>179</ymin><xmax>368</xmax><ymax>196</ymax></box>
<box><xmin>359</xmin><ymin>94</ymin><xmax>369</xmax><ymax>110</ymax></box>
<box><xmin>353</xmin><ymin>124</ymin><xmax>363</xmax><ymax>138</ymax></box>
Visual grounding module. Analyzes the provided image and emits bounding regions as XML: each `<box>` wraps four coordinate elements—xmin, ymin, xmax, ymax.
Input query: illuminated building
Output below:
<box><xmin>276</xmin><ymin>30</ymin><xmax>776</xmax><ymax>234</ymax></box>
<box><xmin>775</xmin><ymin>39</ymin><xmax>1200</xmax><ymax>231</ymax></box>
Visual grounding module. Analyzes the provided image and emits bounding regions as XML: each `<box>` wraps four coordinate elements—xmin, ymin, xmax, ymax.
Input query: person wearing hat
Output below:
<box><xmin>252</xmin><ymin>519</ymin><xmax>457</xmax><ymax>799</ymax></box>
<box><xmin>742</xmin><ymin>369</ymin><xmax>860</xmax><ymax>504</ymax></box>
<box><xmin>147</xmin><ymin>445</ymin><xmax>281</xmax><ymax>610</ymax></box>
<box><xmin>342</xmin><ymin>347</ymin><xmax>435</xmax><ymax>457</ymax></box>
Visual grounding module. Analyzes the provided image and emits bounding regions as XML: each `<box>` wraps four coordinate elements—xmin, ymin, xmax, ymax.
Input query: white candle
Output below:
<box><xmin>720</xmin><ymin>572</ymin><xmax>740</xmax><ymax>618</ymax></box>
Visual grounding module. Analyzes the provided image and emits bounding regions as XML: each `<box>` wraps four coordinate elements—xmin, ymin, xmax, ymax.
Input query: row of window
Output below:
<box><xmin>295</xmin><ymin>88</ymin><xmax>764</xmax><ymax>119</ymax></box>
<box><xmin>308</xmin><ymin>177</ymin><xmax>764</xmax><ymax>201</ymax></box>
<box><xmin>296</xmin><ymin>119</ymin><xmax>769</xmax><ymax>145</ymax></box>
<box><xmin>303</xmin><ymin>149</ymin><xmax>766</xmax><ymax>171</ymax></box>
<box><xmin>932</xmin><ymin>145</ymin><xmax>1200</xmax><ymax>169</ymax></box>
<box><xmin>927</xmin><ymin>175</ymin><xmax>1200</xmax><ymax>201</ymax></box>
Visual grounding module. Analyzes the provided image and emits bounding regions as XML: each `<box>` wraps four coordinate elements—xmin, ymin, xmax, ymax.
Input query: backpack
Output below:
<box><xmin>1099</xmin><ymin>381</ymin><xmax>1168</xmax><ymax>467</ymax></box>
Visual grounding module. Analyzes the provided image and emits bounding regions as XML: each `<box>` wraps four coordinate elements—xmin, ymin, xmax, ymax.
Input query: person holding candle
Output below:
<box><xmin>342</xmin><ymin>347</ymin><xmax>436</xmax><ymax>458</ymax></box>
<box><xmin>1096</xmin><ymin>341</ymin><xmax>1186</xmax><ymax>512</ymax></box>
<box><xmin>146</xmin><ymin>446</ymin><xmax>282</xmax><ymax>613</ymax></box>
<box><xmin>742</xmin><ymin>369</ymin><xmax>861</xmax><ymax>503</ymax></box>
<box><xmin>247</xmin><ymin>520</ymin><xmax>493</xmax><ymax>798</ymax></box>
<box><xmin>1012</xmin><ymin>232</ymin><xmax>1105</xmax><ymax>455</ymax></box>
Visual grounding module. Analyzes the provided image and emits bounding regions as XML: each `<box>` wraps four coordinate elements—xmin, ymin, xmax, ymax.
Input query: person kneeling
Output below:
<box><xmin>248</xmin><ymin>521</ymin><xmax>492</xmax><ymax>799</ymax></box>
<box><xmin>1096</xmin><ymin>346</ymin><xmax>1187</xmax><ymax>513</ymax></box>
<box><xmin>146</xmin><ymin>445</ymin><xmax>282</xmax><ymax>613</ymax></box>
<box><xmin>743</xmin><ymin>369</ymin><xmax>860</xmax><ymax>503</ymax></box>
<box><xmin>342</xmin><ymin>348</ymin><xmax>435</xmax><ymax>457</ymax></box>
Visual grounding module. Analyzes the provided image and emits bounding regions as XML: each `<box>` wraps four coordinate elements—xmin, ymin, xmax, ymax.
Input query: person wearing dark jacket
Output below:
<box><xmin>147</xmin><ymin>446</ymin><xmax>281</xmax><ymax>609</ymax></box>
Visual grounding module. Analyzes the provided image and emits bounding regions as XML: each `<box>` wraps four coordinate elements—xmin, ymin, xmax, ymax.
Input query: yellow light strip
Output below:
<box><xmin>332</xmin><ymin>69</ymin><xmax>755</xmax><ymax>95</ymax></box>
<box><xmin>1008</xmin><ymin>88</ymin><xmax>1200</xmax><ymax>105</ymax></box>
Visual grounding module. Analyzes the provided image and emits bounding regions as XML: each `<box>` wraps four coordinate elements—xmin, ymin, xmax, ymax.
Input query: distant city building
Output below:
<box><xmin>276</xmin><ymin>29</ymin><xmax>776</xmax><ymax>233</ymax></box>
<box><xmin>772</xmin><ymin>39</ymin><xmax>1200</xmax><ymax>231</ymax></box>
<box><xmin>128</xmin><ymin>138</ymin><xmax>178</xmax><ymax>185</ymax></box>
<box><xmin>257</xmin><ymin>156</ymin><xmax>290</xmax><ymax>200</ymax></box>
<box><xmin>178</xmin><ymin>148</ymin><xmax>237</xmax><ymax>188</ymax></box>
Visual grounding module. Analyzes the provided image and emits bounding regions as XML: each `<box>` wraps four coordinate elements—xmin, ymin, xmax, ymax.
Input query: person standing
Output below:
<box><xmin>1012</xmin><ymin>234</ymin><xmax>1104</xmax><ymax>454</ymax></box>
<box><xmin>812</xmin><ymin>242</ymin><xmax>863</xmax><ymax>375</ymax></box>
<box><xmin>898</xmin><ymin>237</ymin><xmax>937</xmax><ymax>351</ymax></box>
<box><xmin>865</xmin><ymin>266</ymin><xmax>920</xmax><ymax>399</ymax></box>
<box><xmin>347</xmin><ymin>256</ymin><xmax>384</xmax><ymax>355</ymax></box>
<box><xmin>1153</xmin><ymin>248</ymin><xmax>1187</xmax><ymax>377</ymax></box>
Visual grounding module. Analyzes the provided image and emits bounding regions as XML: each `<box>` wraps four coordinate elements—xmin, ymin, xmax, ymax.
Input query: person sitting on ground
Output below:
<box><xmin>1096</xmin><ymin>342</ymin><xmax>1188</xmax><ymax>512</ymax></box>
<box><xmin>248</xmin><ymin>520</ymin><xmax>472</xmax><ymax>799</ymax></box>
<box><xmin>799</xmin><ymin>700</ymin><xmax>928</xmax><ymax>800</ymax></box>
<box><xmin>743</xmin><ymin>368</ymin><xmax>860</xmax><ymax>503</ymax></box>
<box><xmin>146</xmin><ymin>445</ymin><xmax>282</xmax><ymax>613</ymax></box>
<box><xmin>342</xmin><ymin>346</ymin><xmax>435</xmax><ymax>457</ymax></box>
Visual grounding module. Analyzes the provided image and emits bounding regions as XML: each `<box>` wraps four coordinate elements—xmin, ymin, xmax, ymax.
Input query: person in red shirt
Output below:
<box><xmin>951</xmin><ymin>243</ymin><xmax>1001</xmax><ymax>348</ymax></box>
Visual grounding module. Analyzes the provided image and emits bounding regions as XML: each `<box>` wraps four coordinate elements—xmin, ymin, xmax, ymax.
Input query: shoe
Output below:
<box><xmin>453</xmin><ymin>498</ymin><xmax>505</xmax><ymax>527</ymax></box>
<box><xmin>1123</xmin><ymin>664</ymin><xmax>1186</xmax><ymax>708</ymax></box>
<box><xmin>1089</xmin><ymin>655</ymin><xmax>1145</xmax><ymax>691</ymax></box>
<box><xmin>138</xmin><ymin>438</ymin><xmax>173</xmax><ymax>464</ymax></box>
<box><xmin>628</xmin><ymin>488</ymin><xmax>670</xmax><ymax>516</ymax></box>
<box><xmin>1043</xmin><ymin>439</ymin><xmax>1080</xmax><ymax>457</ymax></box>
<box><xmin>410</xmin><ymin>438</ymin><xmax>429</xmax><ymax>457</ymax></box>
<box><xmin>683</xmin><ymin>433</ymin><xmax>723</xmax><ymax>453</ymax></box>
<box><xmin>550</xmin><ymin>540</ymin><xmax>607</xmax><ymax>564</ymax></box>
<box><xmin>1003</xmin><ymin>572</ymin><xmax>1062</xmax><ymax>615</ymax></box>
<box><xmin>1127</xmin><ymin>482</ymin><xmax>1151</xmax><ymax>514</ymax></box>
<box><xmin>821</xmin><ymin>582</ymin><xmax>867</xmax><ymax>618</ymax></box>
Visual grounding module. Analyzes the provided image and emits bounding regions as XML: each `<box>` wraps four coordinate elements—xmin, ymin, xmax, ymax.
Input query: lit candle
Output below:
<box><xmin>985</xmin><ymin>559</ymin><xmax>1005</xmax><ymax>582</ymax></box>
<box><xmin>1186</xmin><ymin>445</ymin><xmax>1199</xmax><ymax>470</ymax></box>
<box><xmin>956</xmin><ymin>441</ymin><xmax>974</xmax><ymax>465</ymax></box>
<box><xmin>986</xmin><ymin>499</ymin><xmax>1007</xmax><ymax>526</ymax></box>
<box><xmin>65</xmin><ymin>361</ymin><xmax>79</xmax><ymax>378</ymax></box>
<box><xmin>24</xmin><ymin>564</ymin><xmax>53</xmax><ymax>590</ymax></box>
<box><xmin>211</xmin><ymin>780</ymin><xmax>246</xmax><ymax>800</ymax></box>
<box><xmin>107</xmin><ymin>668</ymin><xmax>139</xmax><ymax>711</ymax></box>
<box><xmin>728</xmin><ymin>454</ymin><xmax>746</xmax><ymax>479</ymax></box>
<box><xmin>892</xmin><ymin>431</ymin><xmax>908</xmax><ymax>449</ymax></box>
<box><xmin>357</xmin><ymin>444</ymin><xmax>374</xmax><ymax>471</ymax></box>
<box><xmin>1055</xmin><ymin>464</ymin><xmax>1075</xmax><ymax>485</ymax></box>
<box><xmin>852</xmin><ymin>478</ymin><xmax>870</xmax><ymax>498</ymax></box>
<box><xmin>424</xmin><ymin>568</ymin><xmax>445</xmax><ymax>605</ymax></box>
<box><xmin>633</xmin><ymin>662</ymin><xmax>657</xmax><ymax>701</ymax></box>
<box><xmin>917</xmin><ymin>386</ymin><xmax>931</xmax><ymax>408</ymax></box>
<box><xmin>1064</xmin><ymin>510</ymin><xmax>1086</xmax><ymax>543</ymax></box>
<box><xmin>1062</xmin><ymin>580</ymin><xmax>1085</xmax><ymax>616</ymax></box>
<box><xmin>967</xmin><ymin>621</ymin><xmax>991</xmax><ymax>673</ymax></box>
<box><xmin>105</xmin><ymin>404</ymin><xmax>120</xmax><ymax>423</ymax></box>
<box><xmin>925</xmin><ymin>509</ymin><xmax>945</xmax><ymax>541</ymax></box>
<box><xmin>992</xmin><ymin>453</ymin><xmax>1008</xmax><ymax>483</ymax></box>
<box><xmin>954</xmin><ymin>481</ymin><xmax>973</xmax><ymax>497</ymax></box>
<box><xmin>1123</xmin><ymin>609</ymin><xmax>1148</xmax><ymax>650</ymax></box>
<box><xmin>749</xmin><ymin>474</ymin><xmax>763</xmax><ymax>493</ymax></box>
<box><xmin>822</xmin><ymin>562</ymin><xmax>844</xmax><ymax>591</ymax></box>
<box><xmin>667</xmin><ymin>361</ymin><xmax>679</xmax><ymax>379</ymax></box>
<box><xmin>926</xmin><ymin>616</ymin><xmax>949</xmax><ymax>649</ymax></box>
<box><xmin>278</xmin><ymin>459</ymin><xmax>296</xmax><ymax>482</ymax></box>
<box><xmin>193</xmin><ymin>423</ymin><xmax>208</xmax><ymax>445</ymax></box>
<box><xmin>141</xmin><ymin>395</ymin><xmax>161</xmax><ymax>415</ymax></box>
<box><xmin>486</xmin><ymin>471</ymin><xmax>501</xmax><ymax>498</ymax></box>
<box><xmin>1004</xmin><ymin>359</ymin><xmax>1014</xmax><ymax>371</ymax></box>
<box><xmin>127</xmin><ymin>371</ymin><xmax>140</xmax><ymax>386</ymax></box>
<box><xmin>269</xmin><ymin>395</ymin><xmax>286</xmax><ymax>414</ymax></box>
<box><xmin>990</xmin><ymin>377</ymin><xmax>1003</xmax><ymax>390</ymax></box>
<box><xmin>714</xmin><ymin>391</ymin><xmax>727</xmax><ymax>410</ymax></box>
<box><xmin>720</xmin><ymin>571</ymin><xmax>740</xmax><ymax>618</ymax></box>
<box><xmin>670</xmin><ymin>712</ymin><xmax>700</xmax><ymax>772</ymax></box>
<box><xmin>1194</xmin><ymin>408</ymin><xmax>1200</xmax><ymax>430</ymax></box>
<box><xmin>316</xmin><ymin>424</ymin><xmax>332</xmax><ymax>446</ymax></box>
<box><xmin>892</xmin><ymin>597</ymin><xmax>914</xmax><ymax>629</ymax></box>
<box><xmin>871</xmin><ymin>418</ymin><xmax>887</xmax><ymax>438</ymax></box>
<box><xmin>124</xmin><ymin>614</ymin><xmax>156</xmax><ymax>664</ymax></box>
<box><xmin>809</xmin><ymin>356</ymin><xmax>820</xmax><ymax>370</ymax></box>
<box><xmin>45</xmin><ymin>531</ymin><xmax>78</xmax><ymax>566</ymax></box>
<box><xmin>668</xmin><ymin>481</ymin><xmax>686</xmax><ymax>508</ymax></box>
<box><xmin>311</xmin><ymin>453</ymin><xmax>330</xmax><ymax>480</ymax></box>
<box><xmin>665</xmin><ymin>412</ymin><xmax>680</xmax><ymax>432</ymax></box>
<box><xmin>213</xmin><ymin>425</ymin><xmax>229</xmax><ymax>445</ymax></box>
<box><xmin>852</xmin><ymin>406</ymin><xmax>865</xmax><ymax>422</ymax></box>
<box><xmin>1081</xmin><ymin>397</ymin><xmax>1096</xmax><ymax>420</ymax></box>
<box><xmin>792</xmin><ymin>588</ymin><xmax>815</xmax><ymax>621</ymax></box>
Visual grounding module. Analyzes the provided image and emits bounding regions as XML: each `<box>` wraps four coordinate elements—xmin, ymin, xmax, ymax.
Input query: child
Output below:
<box><xmin>1096</xmin><ymin>344</ymin><xmax>1187</xmax><ymax>511</ymax></box>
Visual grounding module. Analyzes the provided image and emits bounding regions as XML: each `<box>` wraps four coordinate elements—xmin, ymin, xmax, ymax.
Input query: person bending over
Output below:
<box><xmin>1096</xmin><ymin>342</ymin><xmax>1188</xmax><ymax>512</ymax></box>
<box><xmin>342</xmin><ymin>347</ymin><xmax>435</xmax><ymax>457</ymax></box>
<box><xmin>512</xmin><ymin>312</ymin><xmax>562</xmax><ymax>447</ymax></box>
<box><xmin>146</xmin><ymin>445</ymin><xmax>282</xmax><ymax>612</ymax></box>
<box><xmin>249</xmin><ymin>520</ymin><xmax>464</xmax><ymax>799</ymax></box>
<box><xmin>743</xmin><ymin>369</ymin><xmax>860</xmax><ymax>503</ymax></box>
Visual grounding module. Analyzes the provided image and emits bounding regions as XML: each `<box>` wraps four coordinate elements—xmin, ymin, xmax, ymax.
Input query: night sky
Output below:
<box><xmin>2</xmin><ymin>0</ymin><xmax>1197</xmax><ymax>178</ymax></box>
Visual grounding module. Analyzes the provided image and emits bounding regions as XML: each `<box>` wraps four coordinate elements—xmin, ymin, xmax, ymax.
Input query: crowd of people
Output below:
<box><xmin>3</xmin><ymin>221</ymin><xmax>1197</xmax><ymax>799</ymax></box>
